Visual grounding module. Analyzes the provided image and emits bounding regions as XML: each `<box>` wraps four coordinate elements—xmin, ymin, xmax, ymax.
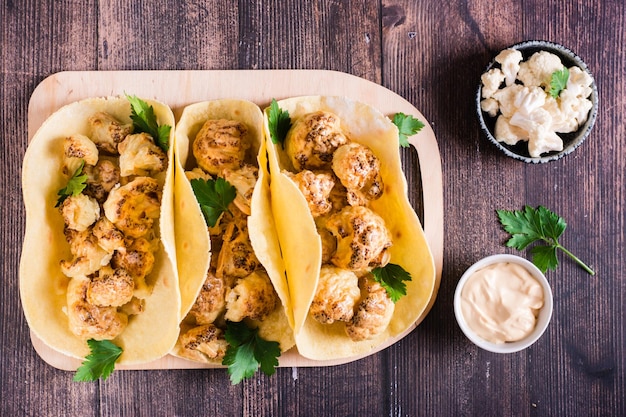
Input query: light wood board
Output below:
<box><xmin>26</xmin><ymin>70</ymin><xmax>443</xmax><ymax>370</ymax></box>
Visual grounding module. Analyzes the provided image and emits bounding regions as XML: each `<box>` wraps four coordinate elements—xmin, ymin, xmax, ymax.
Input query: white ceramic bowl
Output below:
<box><xmin>476</xmin><ymin>40</ymin><xmax>598</xmax><ymax>163</ymax></box>
<box><xmin>453</xmin><ymin>254</ymin><xmax>553</xmax><ymax>353</ymax></box>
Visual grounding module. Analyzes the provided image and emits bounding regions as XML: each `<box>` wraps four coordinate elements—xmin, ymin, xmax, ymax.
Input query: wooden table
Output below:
<box><xmin>2</xmin><ymin>1</ymin><xmax>624</xmax><ymax>416</ymax></box>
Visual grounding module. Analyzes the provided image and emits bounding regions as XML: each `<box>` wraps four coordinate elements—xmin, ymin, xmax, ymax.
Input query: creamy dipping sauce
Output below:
<box><xmin>460</xmin><ymin>262</ymin><xmax>544</xmax><ymax>344</ymax></box>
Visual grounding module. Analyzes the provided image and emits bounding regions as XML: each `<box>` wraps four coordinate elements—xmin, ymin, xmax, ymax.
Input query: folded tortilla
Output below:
<box><xmin>172</xmin><ymin>99</ymin><xmax>294</xmax><ymax>361</ymax></box>
<box><xmin>264</xmin><ymin>96</ymin><xmax>436</xmax><ymax>360</ymax></box>
<box><xmin>20</xmin><ymin>96</ymin><xmax>180</xmax><ymax>364</ymax></box>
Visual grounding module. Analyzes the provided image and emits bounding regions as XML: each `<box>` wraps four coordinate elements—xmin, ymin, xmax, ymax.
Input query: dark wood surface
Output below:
<box><xmin>2</xmin><ymin>1</ymin><xmax>624</xmax><ymax>416</ymax></box>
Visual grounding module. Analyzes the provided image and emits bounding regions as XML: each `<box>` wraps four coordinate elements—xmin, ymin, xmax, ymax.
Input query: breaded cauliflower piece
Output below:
<box><xmin>310</xmin><ymin>266</ymin><xmax>360</xmax><ymax>324</ymax></box>
<box><xmin>103</xmin><ymin>177</ymin><xmax>161</xmax><ymax>238</ymax></box>
<box><xmin>517</xmin><ymin>51</ymin><xmax>564</xmax><ymax>88</ymax></box>
<box><xmin>285</xmin><ymin>111</ymin><xmax>349</xmax><ymax>171</ymax></box>
<box><xmin>215</xmin><ymin>216</ymin><xmax>259</xmax><ymax>278</ymax></box>
<box><xmin>60</xmin><ymin>194</ymin><xmax>100</xmax><ymax>232</ymax></box>
<box><xmin>87</xmin><ymin>265</ymin><xmax>134</xmax><ymax>307</ymax></box>
<box><xmin>88</xmin><ymin>111</ymin><xmax>133</xmax><ymax>155</ymax></box>
<box><xmin>179</xmin><ymin>324</ymin><xmax>229</xmax><ymax>362</ymax></box>
<box><xmin>326</xmin><ymin>206</ymin><xmax>392</xmax><ymax>271</ymax></box>
<box><xmin>495</xmin><ymin>48</ymin><xmax>523</xmax><ymax>86</ymax></box>
<box><xmin>192</xmin><ymin>119</ymin><xmax>250</xmax><ymax>175</ymax></box>
<box><xmin>84</xmin><ymin>158</ymin><xmax>120</xmax><ymax>203</ymax></box>
<box><xmin>286</xmin><ymin>169</ymin><xmax>335</xmax><ymax>217</ymax></box>
<box><xmin>92</xmin><ymin>217</ymin><xmax>125</xmax><ymax>253</ymax></box>
<box><xmin>222</xmin><ymin>164</ymin><xmax>258</xmax><ymax>216</ymax></box>
<box><xmin>64</xmin><ymin>134</ymin><xmax>99</xmax><ymax>166</ymax></box>
<box><xmin>345</xmin><ymin>277</ymin><xmax>395</xmax><ymax>341</ymax></box>
<box><xmin>118</xmin><ymin>132</ymin><xmax>167</xmax><ymax>177</ymax></box>
<box><xmin>60</xmin><ymin>228</ymin><xmax>113</xmax><ymax>278</ymax></box>
<box><xmin>66</xmin><ymin>276</ymin><xmax>128</xmax><ymax>340</ymax></box>
<box><xmin>224</xmin><ymin>270</ymin><xmax>278</xmax><ymax>322</ymax></box>
<box><xmin>332</xmin><ymin>143</ymin><xmax>383</xmax><ymax>206</ymax></box>
<box><xmin>188</xmin><ymin>271</ymin><xmax>227</xmax><ymax>325</ymax></box>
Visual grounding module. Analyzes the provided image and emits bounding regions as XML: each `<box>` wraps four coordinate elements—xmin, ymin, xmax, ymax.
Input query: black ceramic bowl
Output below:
<box><xmin>476</xmin><ymin>40</ymin><xmax>598</xmax><ymax>163</ymax></box>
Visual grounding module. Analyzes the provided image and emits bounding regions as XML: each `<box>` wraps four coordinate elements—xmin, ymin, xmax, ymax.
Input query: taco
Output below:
<box><xmin>172</xmin><ymin>99</ymin><xmax>294</xmax><ymax>364</ymax></box>
<box><xmin>265</xmin><ymin>96</ymin><xmax>436</xmax><ymax>360</ymax></box>
<box><xmin>20</xmin><ymin>96</ymin><xmax>180</xmax><ymax>365</ymax></box>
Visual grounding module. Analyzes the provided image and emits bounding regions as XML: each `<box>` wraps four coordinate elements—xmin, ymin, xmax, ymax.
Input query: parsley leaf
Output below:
<box><xmin>371</xmin><ymin>263</ymin><xmax>412</xmax><ymax>303</ymax></box>
<box><xmin>126</xmin><ymin>94</ymin><xmax>171</xmax><ymax>152</ymax></box>
<box><xmin>55</xmin><ymin>159</ymin><xmax>88</xmax><ymax>207</ymax></box>
<box><xmin>73</xmin><ymin>339</ymin><xmax>123</xmax><ymax>382</ymax></box>
<box><xmin>222</xmin><ymin>321</ymin><xmax>281</xmax><ymax>385</ymax></box>
<box><xmin>190</xmin><ymin>177</ymin><xmax>237</xmax><ymax>227</ymax></box>
<box><xmin>549</xmin><ymin>67</ymin><xmax>569</xmax><ymax>99</ymax></box>
<box><xmin>497</xmin><ymin>205</ymin><xmax>595</xmax><ymax>275</ymax></box>
<box><xmin>392</xmin><ymin>112</ymin><xmax>424</xmax><ymax>148</ymax></box>
<box><xmin>267</xmin><ymin>99</ymin><xmax>291</xmax><ymax>148</ymax></box>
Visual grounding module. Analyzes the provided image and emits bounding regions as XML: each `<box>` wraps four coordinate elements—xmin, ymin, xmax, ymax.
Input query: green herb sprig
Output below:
<box><xmin>392</xmin><ymin>112</ymin><xmax>424</xmax><ymax>148</ymax></box>
<box><xmin>371</xmin><ymin>263</ymin><xmax>412</xmax><ymax>303</ymax></box>
<box><xmin>74</xmin><ymin>339</ymin><xmax>123</xmax><ymax>382</ymax></box>
<box><xmin>190</xmin><ymin>177</ymin><xmax>237</xmax><ymax>227</ymax></box>
<box><xmin>222</xmin><ymin>321</ymin><xmax>281</xmax><ymax>385</ymax></box>
<box><xmin>55</xmin><ymin>159</ymin><xmax>88</xmax><ymax>207</ymax></box>
<box><xmin>126</xmin><ymin>94</ymin><xmax>171</xmax><ymax>152</ymax></box>
<box><xmin>267</xmin><ymin>99</ymin><xmax>291</xmax><ymax>148</ymax></box>
<box><xmin>497</xmin><ymin>205</ymin><xmax>595</xmax><ymax>275</ymax></box>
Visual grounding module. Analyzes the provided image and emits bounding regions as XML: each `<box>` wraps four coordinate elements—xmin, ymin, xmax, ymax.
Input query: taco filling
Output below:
<box><xmin>173</xmin><ymin>100</ymin><xmax>293</xmax><ymax>365</ymax></box>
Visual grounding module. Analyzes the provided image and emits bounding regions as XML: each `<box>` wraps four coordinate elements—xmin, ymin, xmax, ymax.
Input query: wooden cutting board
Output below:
<box><xmin>27</xmin><ymin>70</ymin><xmax>443</xmax><ymax>370</ymax></box>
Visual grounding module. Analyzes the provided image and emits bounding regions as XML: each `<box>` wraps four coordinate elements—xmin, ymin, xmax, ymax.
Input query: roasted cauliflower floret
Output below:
<box><xmin>286</xmin><ymin>169</ymin><xmax>335</xmax><ymax>217</ymax></box>
<box><xmin>60</xmin><ymin>228</ymin><xmax>113</xmax><ymax>278</ymax></box>
<box><xmin>64</xmin><ymin>134</ymin><xmax>99</xmax><ymax>166</ymax></box>
<box><xmin>88</xmin><ymin>111</ymin><xmax>133</xmax><ymax>155</ymax></box>
<box><xmin>60</xmin><ymin>194</ymin><xmax>100</xmax><ymax>232</ymax></box>
<box><xmin>103</xmin><ymin>177</ymin><xmax>161</xmax><ymax>238</ymax></box>
<box><xmin>84</xmin><ymin>158</ymin><xmax>120</xmax><ymax>203</ymax></box>
<box><xmin>326</xmin><ymin>206</ymin><xmax>392</xmax><ymax>271</ymax></box>
<box><xmin>215</xmin><ymin>216</ymin><xmax>259</xmax><ymax>278</ymax></box>
<box><xmin>345</xmin><ymin>277</ymin><xmax>395</xmax><ymax>341</ymax></box>
<box><xmin>310</xmin><ymin>266</ymin><xmax>360</xmax><ymax>324</ymax></box>
<box><xmin>118</xmin><ymin>132</ymin><xmax>167</xmax><ymax>177</ymax></box>
<box><xmin>92</xmin><ymin>217</ymin><xmax>125</xmax><ymax>253</ymax></box>
<box><xmin>192</xmin><ymin>119</ymin><xmax>250</xmax><ymax>175</ymax></box>
<box><xmin>185</xmin><ymin>167</ymin><xmax>212</xmax><ymax>182</ymax></box>
<box><xmin>112</xmin><ymin>237</ymin><xmax>155</xmax><ymax>281</ymax></box>
<box><xmin>222</xmin><ymin>164</ymin><xmax>258</xmax><ymax>216</ymax></box>
<box><xmin>179</xmin><ymin>324</ymin><xmax>229</xmax><ymax>362</ymax></box>
<box><xmin>317</xmin><ymin>223</ymin><xmax>337</xmax><ymax>264</ymax></box>
<box><xmin>224</xmin><ymin>270</ymin><xmax>278</xmax><ymax>322</ymax></box>
<box><xmin>87</xmin><ymin>265</ymin><xmax>134</xmax><ymax>307</ymax></box>
<box><xmin>188</xmin><ymin>271</ymin><xmax>227</xmax><ymax>325</ymax></box>
<box><xmin>285</xmin><ymin>111</ymin><xmax>349</xmax><ymax>171</ymax></box>
<box><xmin>332</xmin><ymin>143</ymin><xmax>383</xmax><ymax>206</ymax></box>
<box><xmin>66</xmin><ymin>276</ymin><xmax>128</xmax><ymax>340</ymax></box>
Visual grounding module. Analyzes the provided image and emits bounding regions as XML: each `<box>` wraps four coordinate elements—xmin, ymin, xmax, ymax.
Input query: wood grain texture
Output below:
<box><xmin>2</xmin><ymin>0</ymin><xmax>625</xmax><ymax>416</ymax></box>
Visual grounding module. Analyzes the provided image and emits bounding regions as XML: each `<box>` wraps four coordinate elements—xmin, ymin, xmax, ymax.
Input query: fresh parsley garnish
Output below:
<box><xmin>222</xmin><ymin>321</ymin><xmax>281</xmax><ymax>385</ymax></box>
<box><xmin>497</xmin><ymin>205</ymin><xmax>595</xmax><ymax>275</ymax></box>
<box><xmin>549</xmin><ymin>67</ymin><xmax>569</xmax><ymax>99</ymax></box>
<box><xmin>126</xmin><ymin>94</ymin><xmax>171</xmax><ymax>152</ymax></box>
<box><xmin>190</xmin><ymin>177</ymin><xmax>237</xmax><ymax>227</ymax></box>
<box><xmin>55</xmin><ymin>159</ymin><xmax>88</xmax><ymax>207</ymax></box>
<box><xmin>73</xmin><ymin>339</ymin><xmax>123</xmax><ymax>382</ymax></box>
<box><xmin>267</xmin><ymin>99</ymin><xmax>291</xmax><ymax>147</ymax></box>
<box><xmin>392</xmin><ymin>112</ymin><xmax>424</xmax><ymax>148</ymax></box>
<box><xmin>371</xmin><ymin>263</ymin><xmax>412</xmax><ymax>303</ymax></box>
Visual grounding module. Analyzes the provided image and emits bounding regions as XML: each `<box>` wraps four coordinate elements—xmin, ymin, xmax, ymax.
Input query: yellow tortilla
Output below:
<box><xmin>20</xmin><ymin>96</ymin><xmax>180</xmax><ymax>364</ymax></box>
<box><xmin>172</xmin><ymin>99</ymin><xmax>294</xmax><ymax>360</ymax></box>
<box><xmin>265</xmin><ymin>96</ymin><xmax>436</xmax><ymax>360</ymax></box>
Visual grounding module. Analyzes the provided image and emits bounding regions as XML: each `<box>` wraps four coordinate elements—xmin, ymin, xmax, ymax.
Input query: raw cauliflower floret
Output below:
<box><xmin>492</xmin><ymin>84</ymin><xmax>525</xmax><ymax>118</ymax></box>
<box><xmin>60</xmin><ymin>194</ymin><xmax>100</xmax><ymax>232</ymax></box>
<box><xmin>528</xmin><ymin>129</ymin><xmax>563</xmax><ymax>157</ymax></box>
<box><xmin>495</xmin><ymin>48</ymin><xmax>523</xmax><ymax>86</ymax></box>
<box><xmin>513</xmin><ymin>86</ymin><xmax>547</xmax><ymax>114</ymax></box>
<box><xmin>480</xmin><ymin>98</ymin><xmax>500</xmax><ymax>118</ymax></box>
<box><xmin>566</xmin><ymin>66</ymin><xmax>593</xmax><ymax>98</ymax></box>
<box><xmin>481</xmin><ymin>68</ymin><xmax>505</xmax><ymax>99</ymax></box>
<box><xmin>517</xmin><ymin>51</ymin><xmax>564</xmax><ymax>88</ymax></box>
<box><xmin>494</xmin><ymin>116</ymin><xmax>528</xmax><ymax>145</ymax></box>
<box><xmin>118</xmin><ymin>132</ymin><xmax>167</xmax><ymax>177</ymax></box>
